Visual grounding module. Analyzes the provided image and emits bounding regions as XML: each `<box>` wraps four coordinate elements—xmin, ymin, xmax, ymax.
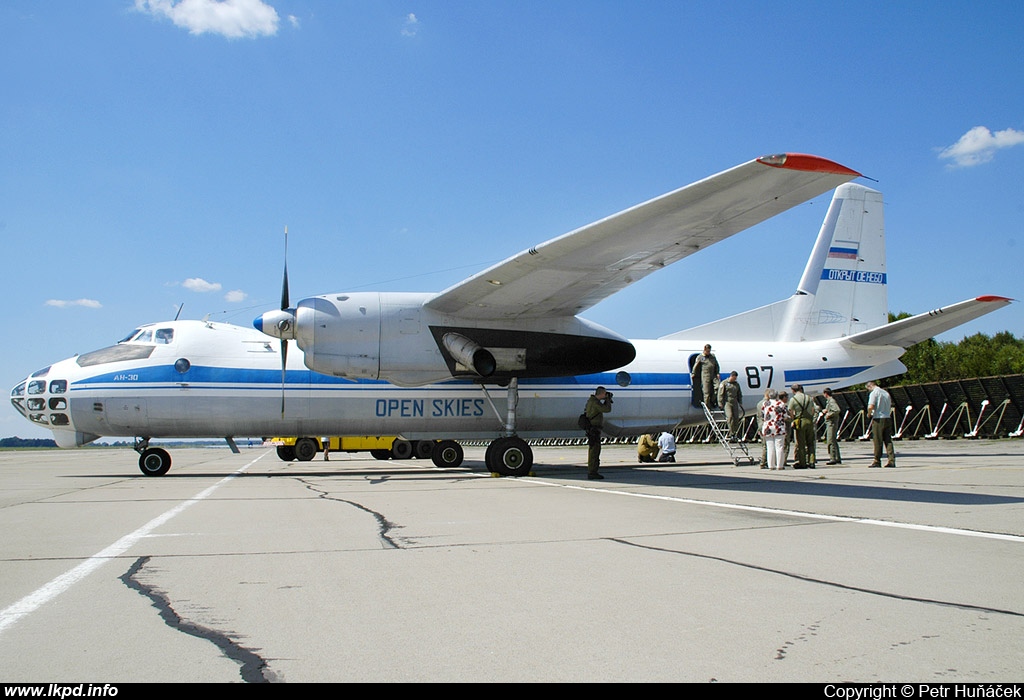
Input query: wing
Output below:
<box><xmin>425</xmin><ymin>153</ymin><xmax>860</xmax><ymax>320</ymax></box>
<box><xmin>841</xmin><ymin>296</ymin><xmax>1014</xmax><ymax>349</ymax></box>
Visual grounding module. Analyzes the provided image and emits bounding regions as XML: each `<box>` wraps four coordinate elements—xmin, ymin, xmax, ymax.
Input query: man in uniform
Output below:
<box><xmin>866</xmin><ymin>381</ymin><xmax>896</xmax><ymax>468</ymax></box>
<box><xmin>821</xmin><ymin>388</ymin><xmax>842</xmax><ymax>465</ymax></box>
<box><xmin>787</xmin><ymin>384</ymin><xmax>818</xmax><ymax>468</ymax></box>
<box><xmin>584</xmin><ymin>386</ymin><xmax>613</xmax><ymax>479</ymax></box>
<box><xmin>637</xmin><ymin>433</ymin><xmax>659</xmax><ymax>463</ymax></box>
<box><xmin>717</xmin><ymin>370</ymin><xmax>744</xmax><ymax>439</ymax></box>
<box><xmin>691</xmin><ymin>344</ymin><xmax>720</xmax><ymax>408</ymax></box>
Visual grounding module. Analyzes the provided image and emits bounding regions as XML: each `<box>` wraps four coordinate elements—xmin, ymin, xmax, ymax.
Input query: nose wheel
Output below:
<box><xmin>134</xmin><ymin>437</ymin><xmax>172</xmax><ymax>476</ymax></box>
<box><xmin>138</xmin><ymin>447</ymin><xmax>172</xmax><ymax>476</ymax></box>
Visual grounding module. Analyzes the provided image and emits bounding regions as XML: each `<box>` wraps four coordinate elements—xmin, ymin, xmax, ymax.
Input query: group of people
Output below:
<box><xmin>637</xmin><ymin>430</ymin><xmax>677</xmax><ymax>463</ymax></box>
<box><xmin>581</xmin><ymin>342</ymin><xmax>897</xmax><ymax>478</ymax></box>
<box><xmin>692</xmin><ymin>345</ymin><xmax>745</xmax><ymax>439</ymax></box>
<box><xmin>755</xmin><ymin>384</ymin><xmax>829</xmax><ymax>470</ymax></box>
<box><xmin>755</xmin><ymin>381</ymin><xmax>896</xmax><ymax>470</ymax></box>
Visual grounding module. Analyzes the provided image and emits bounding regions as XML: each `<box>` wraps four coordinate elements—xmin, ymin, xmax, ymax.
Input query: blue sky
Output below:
<box><xmin>3</xmin><ymin>0</ymin><xmax>1022</xmax><ymax>439</ymax></box>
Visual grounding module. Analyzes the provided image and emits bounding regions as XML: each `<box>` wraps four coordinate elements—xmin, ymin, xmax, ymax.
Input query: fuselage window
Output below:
<box><xmin>28</xmin><ymin>380</ymin><xmax>46</xmax><ymax>395</ymax></box>
<box><xmin>49</xmin><ymin>397</ymin><xmax>67</xmax><ymax>410</ymax></box>
<box><xmin>50</xmin><ymin>414</ymin><xmax>70</xmax><ymax>426</ymax></box>
<box><xmin>49</xmin><ymin>379</ymin><xmax>67</xmax><ymax>394</ymax></box>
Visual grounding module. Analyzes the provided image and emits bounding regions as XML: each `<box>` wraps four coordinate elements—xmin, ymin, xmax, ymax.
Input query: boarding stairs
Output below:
<box><xmin>701</xmin><ymin>402</ymin><xmax>755</xmax><ymax>466</ymax></box>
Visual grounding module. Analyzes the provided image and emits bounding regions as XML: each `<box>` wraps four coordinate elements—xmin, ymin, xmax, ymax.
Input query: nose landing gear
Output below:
<box><xmin>134</xmin><ymin>437</ymin><xmax>171</xmax><ymax>476</ymax></box>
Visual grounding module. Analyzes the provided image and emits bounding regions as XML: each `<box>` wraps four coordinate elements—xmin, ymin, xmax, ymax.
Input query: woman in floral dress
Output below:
<box><xmin>761</xmin><ymin>389</ymin><xmax>789</xmax><ymax>470</ymax></box>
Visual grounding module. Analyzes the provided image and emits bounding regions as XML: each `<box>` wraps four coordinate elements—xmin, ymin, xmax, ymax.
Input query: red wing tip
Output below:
<box><xmin>757</xmin><ymin>153</ymin><xmax>861</xmax><ymax>177</ymax></box>
<box><xmin>976</xmin><ymin>295</ymin><xmax>1014</xmax><ymax>303</ymax></box>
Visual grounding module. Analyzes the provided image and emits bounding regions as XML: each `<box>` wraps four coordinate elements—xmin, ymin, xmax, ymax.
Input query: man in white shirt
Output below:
<box><xmin>657</xmin><ymin>431</ymin><xmax>676</xmax><ymax>462</ymax></box>
<box><xmin>866</xmin><ymin>381</ymin><xmax>896</xmax><ymax>468</ymax></box>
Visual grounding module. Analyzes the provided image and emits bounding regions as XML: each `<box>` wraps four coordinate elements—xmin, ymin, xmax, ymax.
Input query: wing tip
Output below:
<box><xmin>976</xmin><ymin>295</ymin><xmax>1015</xmax><ymax>303</ymax></box>
<box><xmin>757</xmin><ymin>153</ymin><xmax>861</xmax><ymax>177</ymax></box>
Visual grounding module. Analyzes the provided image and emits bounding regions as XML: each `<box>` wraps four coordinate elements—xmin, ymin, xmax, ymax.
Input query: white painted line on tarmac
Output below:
<box><xmin>0</xmin><ymin>452</ymin><xmax>267</xmax><ymax>637</ymax></box>
<box><xmin>524</xmin><ymin>478</ymin><xmax>1024</xmax><ymax>543</ymax></box>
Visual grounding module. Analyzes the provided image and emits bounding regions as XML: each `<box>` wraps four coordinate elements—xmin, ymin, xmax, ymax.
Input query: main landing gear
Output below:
<box><xmin>480</xmin><ymin>377</ymin><xmax>534</xmax><ymax>477</ymax></box>
<box><xmin>134</xmin><ymin>437</ymin><xmax>171</xmax><ymax>476</ymax></box>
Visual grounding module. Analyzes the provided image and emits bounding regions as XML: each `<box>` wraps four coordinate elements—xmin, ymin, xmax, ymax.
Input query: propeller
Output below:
<box><xmin>279</xmin><ymin>227</ymin><xmax>289</xmax><ymax>417</ymax></box>
<box><xmin>253</xmin><ymin>227</ymin><xmax>299</xmax><ymax>418</ymax></box>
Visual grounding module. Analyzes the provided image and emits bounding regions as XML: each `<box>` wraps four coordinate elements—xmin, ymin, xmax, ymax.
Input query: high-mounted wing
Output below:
<box><xmin>425</xmin><ymin>154</ymin><xmax>860</xmax><ymax>320</ymax></box>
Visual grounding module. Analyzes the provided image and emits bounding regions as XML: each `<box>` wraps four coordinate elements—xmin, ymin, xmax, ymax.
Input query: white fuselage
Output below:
<box><xmin>11</xmin><ymin>319</ymin><xmax>902</xmax><ymax>447</ymax></box>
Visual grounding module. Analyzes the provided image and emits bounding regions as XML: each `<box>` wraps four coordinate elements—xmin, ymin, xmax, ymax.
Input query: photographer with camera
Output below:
<box><xmin>582</xmin><ymin>386</ymin><xmax>613</xmax><ymax>480</ymax></box>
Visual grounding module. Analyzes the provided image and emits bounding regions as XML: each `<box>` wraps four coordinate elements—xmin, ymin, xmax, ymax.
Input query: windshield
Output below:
<box><xmin>117</xmin><ymin>327</ymin><xmax>174</xmax><ymax>344</ymax></box>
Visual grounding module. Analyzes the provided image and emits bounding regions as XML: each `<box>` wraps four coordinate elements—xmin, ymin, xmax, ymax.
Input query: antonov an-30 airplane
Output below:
<box><xmin>10</xmin><ymin>154</ymin><xmax>1011</xmax><ymax>476</ymax></box>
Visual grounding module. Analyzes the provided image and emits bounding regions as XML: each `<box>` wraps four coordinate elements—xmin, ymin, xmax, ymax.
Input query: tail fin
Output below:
<box><xmin>664</xmin><ymin>183</ymin><xmax>887</xmax><ymax>342</ymax></box>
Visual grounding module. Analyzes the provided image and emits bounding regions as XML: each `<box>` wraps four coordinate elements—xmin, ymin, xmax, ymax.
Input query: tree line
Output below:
<box><xmin>884</xmin><ymin>313</ymin><xmax>1024</xmax><ymax>386</ymax></box>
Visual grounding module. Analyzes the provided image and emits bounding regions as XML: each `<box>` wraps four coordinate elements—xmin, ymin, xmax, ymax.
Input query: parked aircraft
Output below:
<box><xmin>10</xmin><ymin>154</ymin><xmax>1011</xmax><ymax>476</ymax></box>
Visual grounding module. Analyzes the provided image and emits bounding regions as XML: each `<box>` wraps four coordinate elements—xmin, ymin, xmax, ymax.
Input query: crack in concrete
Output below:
<box><xmin>608</xmin><ymin>538</ymin><xmax>1024</xmax><ymax>619</ymax></box>
<box><xmin>296</xmin><ymin>478</ymin><xmax>404</xmax><ymax>549</ymax></box>
<box><xmin>120</xmin><ymin>556</ymin><xmax>277</xmax><ymax>683</ymax></box>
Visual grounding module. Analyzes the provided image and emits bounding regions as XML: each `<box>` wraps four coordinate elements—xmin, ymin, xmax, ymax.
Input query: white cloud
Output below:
<box><xmin>183</xmin><ymin>277</ymin><xmax>222</xmax><ymax>293</ymax></box>
<box><xmin>401</xmin><ymin>13</ymin><xmax>419</xmax><ymax>37</ymax></box>
<box><xmin>45</xmin><ymin>299</ymin><xmax>102</xmax><ymax>309</ymax></box>
<box><xmin>224</xmin><ymin>289</ymin><xmax>247</xmax><ymax>302</ymax></box>
<box><xmin>135</xmin><ymin>0</ymin><xmax>280</xmax><ymax>39</ymax></box>
<box><xmin>939</xmin><ymin>126</ymin><xmax>1024</xmax><ymax>168</ymax></box>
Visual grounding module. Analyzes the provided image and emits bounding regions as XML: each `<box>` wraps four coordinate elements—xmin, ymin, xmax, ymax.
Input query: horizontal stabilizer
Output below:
<box><xmin>841</xmin><ymin>296</ymin><xmax>1014</xmax><ymax>349</ymax></box>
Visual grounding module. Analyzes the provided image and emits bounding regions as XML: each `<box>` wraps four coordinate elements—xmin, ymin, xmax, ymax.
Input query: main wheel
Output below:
<box><xmin>487</xmin><ymin>437</ymin><xmax>533</xmax><ymax>477</ymax></box>
<box><xmin>370</xmin><ymin>449</ymin><xmax>391</xmax><ymax>460</ymax></box>
<box><xmin>294</xmin><ymin>438</ymin><xmax>318</xmax><ymax>462</ymax></box>
<box><xmin>276</xmin><ymin>445</ymin><xmax>296</xmax><ymax>461</ymax></box>
<box><xmin>139</xmin><ymin>447</ymin><xmax>171</xmax><ymax>476</ymax></box>
<box><xmin>391</xmin><ymin>439</ymin><xmax>413</xmax><ymax>460</ymax></box>
<box><xmin>413</xmin><ymin>440</ymin><xmax>434</xmax><ymax>459</ymax></box>
<box><xmin>431</xmin><ymin>440</ymin><xmax>464</xmax><ymax>468</ymax></box>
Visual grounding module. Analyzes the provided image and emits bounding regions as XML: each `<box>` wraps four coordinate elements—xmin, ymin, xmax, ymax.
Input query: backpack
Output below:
<box><xmin>577</xmin><ymin>413</ymin><xmax>593</xmax><ymax>431</ymax></box>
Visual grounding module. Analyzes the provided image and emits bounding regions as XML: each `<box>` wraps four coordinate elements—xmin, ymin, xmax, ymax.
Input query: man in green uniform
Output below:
<box><xmin>691</xmin><ymin>344</ymin><xmax>720</xmax><ymax>408</ymax></box>
<box><xmin>821</xmin><ymin>388</ymin><xmax>842</xmax><ymax>465</ymax></box>
<box><xmin>717</xmin><ymin>371</ymin><xmax>744</xmax><ymax>439</ymax></box>
<box><xmin>584</xmin><ymin>386</ymin><xmax>613</xmax><ymax>479</ymax></box>
<box><xmin>787</xmin><ymin>384</ymin><xmax>818</xmax><ymax>469</ymax></box>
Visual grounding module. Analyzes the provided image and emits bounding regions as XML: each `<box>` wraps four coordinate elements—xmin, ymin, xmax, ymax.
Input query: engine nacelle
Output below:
<box><xmin>256</xmin><ymin>291</ymin><xmax>636</xmax><ymax>386</ymax></box>
<box><xmin>297</xmin><ymin>293</ymin><xmax>382</xmax><ymax>380</ymax></box>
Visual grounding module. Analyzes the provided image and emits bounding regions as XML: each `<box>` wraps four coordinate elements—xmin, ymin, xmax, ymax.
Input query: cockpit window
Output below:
<box><xmin>31</xmin><ymin>366</ymin><xmax>51</xmax><ymax>378</ymax></box>
<box><xmin>11</xmin><ymin>382</ymin><xmax>25</xmax><ymax>397</ymax></box>
<box><xmin>49</xmin><ymin>380</ymin><xmax>67</xmax><ymax>394</ymax></box>
<box><xmin>77</xmin><ymin>345</ymin><xmax>155</xmax><ymax>367</ymax></box>
<box><xmin>118</xmin><ymin>328</ymin><xmax>142</xmax><ymax>344</ymax></box>
<box><xmin>28</xmin><ymin>380</ymin><xmax>46</xmax><ymax>395</ymax></box>
<box><xmin>117</xmin><ymin>327</ymin><xmax>172</xmax><ymax>345</ymax></box>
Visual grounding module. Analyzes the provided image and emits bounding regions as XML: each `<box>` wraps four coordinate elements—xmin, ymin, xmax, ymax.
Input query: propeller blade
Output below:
<box><xmin>280</xmin><ymin>338</ymin><xmax>288</xmax><ymax>417</ymax></box>
<box><xmin>281</xmin><ymin>226</ymin><xmax>290</xmax><ymax>310</ymax></box>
